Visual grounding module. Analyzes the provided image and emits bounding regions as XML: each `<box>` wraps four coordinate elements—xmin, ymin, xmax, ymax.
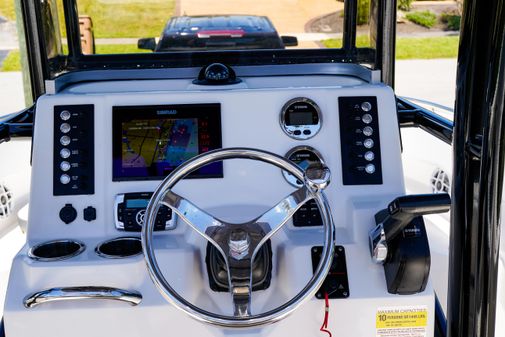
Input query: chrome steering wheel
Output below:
<box><xmin>141</xmin><ymin>148</ymin><xmax>335</xmax><ymax>328</ymax></box>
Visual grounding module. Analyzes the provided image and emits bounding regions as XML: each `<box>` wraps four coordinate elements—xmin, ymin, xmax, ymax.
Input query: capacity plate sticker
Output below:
<box><xmin>376</xmin><ymin>306</ymin><xmax>427</xmax><ymax>337</ymax></box>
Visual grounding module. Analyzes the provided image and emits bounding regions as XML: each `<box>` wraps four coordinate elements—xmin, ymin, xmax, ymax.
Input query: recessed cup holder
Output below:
<box><xmin>28</xmin><ymin>239</ymin><xmax>85</xmax><ymax>261</ymax></box>
<box><xmin>95</xmin><ymin>237</ymin><xmax>142</xmax><ymax>259</ymax></box>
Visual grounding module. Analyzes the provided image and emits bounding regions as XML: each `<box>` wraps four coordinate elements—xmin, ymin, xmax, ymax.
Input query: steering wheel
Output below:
<box><xmin>141</xmin><ymin>148</ymin><xmax>335</xmax><ymax>328</ymax></box>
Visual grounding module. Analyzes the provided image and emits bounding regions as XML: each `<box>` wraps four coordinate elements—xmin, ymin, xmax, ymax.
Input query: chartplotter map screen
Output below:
<box><xmin>112</xmin><ymin>104</ymin><xmax>222</xmax><ymax>181</ymax></box>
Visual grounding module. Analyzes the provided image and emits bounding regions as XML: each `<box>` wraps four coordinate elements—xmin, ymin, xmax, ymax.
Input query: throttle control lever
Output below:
<box><xmin>369</xmin><ymin>193</ymin><xmax>451</xmax><ymax>264</ymax></box>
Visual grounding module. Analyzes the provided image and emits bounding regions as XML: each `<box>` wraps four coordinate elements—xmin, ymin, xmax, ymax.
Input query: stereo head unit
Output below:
<box><xmin>112</xmin><ymin>104</ymin><xmax>223</xmax><ymax>181</ymax></box>
<box><xmin>114</xmin><ymin>192</ymin><xmax>176</xmax><ymax>231</ymax></box>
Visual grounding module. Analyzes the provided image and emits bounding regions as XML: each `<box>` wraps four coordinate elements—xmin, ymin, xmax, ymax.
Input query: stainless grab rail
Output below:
<box><xmin>24</xmin><ymin>286</ymin><xmax>142</xmax><ymax>308</ymax></box>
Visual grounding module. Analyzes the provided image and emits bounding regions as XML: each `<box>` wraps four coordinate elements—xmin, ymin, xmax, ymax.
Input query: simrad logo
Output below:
<box><xmin>157</xmin><ymin>109</ymin><xmax>178</xmax><ymax>115</ymax></box>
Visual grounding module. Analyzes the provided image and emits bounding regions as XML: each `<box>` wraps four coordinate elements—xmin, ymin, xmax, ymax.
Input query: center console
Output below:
<box><xmin>4</xmin><ymin>70</ymin><xmax>436</xmax><ymax>337</ymax></box>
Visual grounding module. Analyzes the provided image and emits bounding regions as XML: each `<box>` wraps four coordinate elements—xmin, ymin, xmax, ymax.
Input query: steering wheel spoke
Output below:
<box><xmin>162</xmin><ymin>190</ymin><xmax>225</xmax><ymax>240</ymax></box>
<box><xmin>225</xmin><ymin>255</ymin><xmax>254</xmax><ymax>317</ymax></box>
<box><xmin>252</xmin><ymin>187</ymin><xmax>313</xmax><ymax>245</ymax></box>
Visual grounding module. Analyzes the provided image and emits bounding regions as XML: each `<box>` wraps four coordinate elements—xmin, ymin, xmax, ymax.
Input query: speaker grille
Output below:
<box><xmin>0</xmin><ymin>183</ymin><xmax>13</xmax><ymax>219</ymax></box>
<box><xmin>431</xmin><ymin>169</ymin><xmax>450</xmax><ymax>194</ymax></box>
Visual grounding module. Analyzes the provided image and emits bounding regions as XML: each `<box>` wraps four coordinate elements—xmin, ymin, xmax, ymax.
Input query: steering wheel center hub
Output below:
<box><xmin>229</xmin><ymin>230</ymin><xmax>251</xmax><ymax>260</ymax></box>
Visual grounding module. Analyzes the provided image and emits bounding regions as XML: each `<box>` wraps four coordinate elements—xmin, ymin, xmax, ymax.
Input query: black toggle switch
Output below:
<box><xmin>59</xmin><ymin>204</ymin><xmax>77</xmax><ymax>224</ymax></box>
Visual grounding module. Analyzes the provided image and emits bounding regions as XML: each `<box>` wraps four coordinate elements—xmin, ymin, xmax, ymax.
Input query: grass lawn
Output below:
<box><xmin>1</xmin><ymin>50</ymin><xmax>20</xmax><ymax>71</ymax></box>
<box><xmin>0</xmin><ymin>0</ymin><xmax>15</xmax><ymax>20</ymax></box>
<box><xmin>0</xmin><ymin>0</ymin><xmax>175</xmax><ymax>38</ymax></box>
<box><xmin>1</xmin><ymin>44</ymin><xmax>149</xmax><ymax>71</ymax></box>
<box><xmin>75</xmin><ymin>0</ymin><xmax>175</xmax><ymax>38</ymax></box>
<box><xmin>323</xmin><ymin>35</ymin><xmax>459</xmax><ymax>59</ymax></box>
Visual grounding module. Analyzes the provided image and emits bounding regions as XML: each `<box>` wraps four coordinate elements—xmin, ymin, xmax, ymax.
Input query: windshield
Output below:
<box><xmin>32</xmin><ymin>0</ymin><xmax>380</xmax><ymax>78</ymax></box>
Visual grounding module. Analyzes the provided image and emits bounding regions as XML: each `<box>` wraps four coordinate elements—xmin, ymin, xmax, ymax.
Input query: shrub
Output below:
<box><xmin>398</xmin><ymin>0</ymin><xmax>413</xmax><ymax>11</ymax></box>
<box><xmin>441</xmin><ymin>13</ymin><xmax>461</xmax><ymax>31</ymax></box>
<box><xmin>406</xmin><ymin>11</ymin><xmax>437</xmax><ymax>28</ymax></box>
<box><xmin>357</xmin><ymin>0</ymin><xmax>370</xmax><ymax>25</ymax></box>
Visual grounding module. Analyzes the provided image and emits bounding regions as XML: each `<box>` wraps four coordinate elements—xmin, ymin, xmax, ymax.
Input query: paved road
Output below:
<box><xmin>396</xmin><ymin>58</ymin><xmax>457</xmax><ymax>109</ymax></box>
<box><xmin>0</xmin><ymin>72</ymin><xmax>25</xmax><ymax>114</ymax></box>
<box><xmin>0</xmin><ymin>17</ymin><xmax>18</xmax><ymax>67</ymax></box>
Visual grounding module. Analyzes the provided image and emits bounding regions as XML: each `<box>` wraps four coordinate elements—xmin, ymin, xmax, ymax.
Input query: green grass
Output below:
<box><xmin>1</xmin><ymin>44</ymin><xmax>148</xmax><ymax>71</ymax></box>
<box><xmin>0</xmin><ymin>0</ymin><xmax>174</xmax><ymax>38</ymax></box>
<box><xmin>1</xmin><ymin>49</ymin><xmax>20</xmax><ymax>71</ymax></box>
<box><xmin>75</xmin><ymin>0</ymin><xmax>175</xmax><ymax>38</ymax></box>
<box><xmin>406</xmin><ymin>11</ymin><xmax>438</xmax><ymax>28</ymax></box>
<box><xmin>395</xmin><ymin>36</ymin><xmax>459</xmax><ymax>59</ymax></box>
<box><xmin>323</xmin><ymin>36</ymin><xmax>460</xmax><ymax>59</ymax></box>
<box><xmin>0</xmin><ymin>0</ymin><xmax>15</xmax><ymax>20</ymax></box>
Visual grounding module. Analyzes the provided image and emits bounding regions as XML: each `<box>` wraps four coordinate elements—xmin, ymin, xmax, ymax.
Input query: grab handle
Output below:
<box><xmin>24</xmin><ymin>286</ymin><xmax>142</xmax><ymax>308</ymax></box>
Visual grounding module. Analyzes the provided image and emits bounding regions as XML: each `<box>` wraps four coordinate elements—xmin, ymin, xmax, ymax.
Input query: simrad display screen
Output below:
<box><xmin>113</xmin><ymin>104</ymin><xmax>222</xmax><ymax>181</ymax></box>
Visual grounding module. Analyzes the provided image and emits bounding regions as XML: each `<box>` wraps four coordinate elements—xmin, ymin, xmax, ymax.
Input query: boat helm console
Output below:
<box><xmin>2</xmin><ymin>62</ymin><xmax>451</xmax><ymax>336</ymax></box>
<box><xmin>4</xmin><ymin>0</ymin><xmax>505</xmax><ymax>336</ymax></box>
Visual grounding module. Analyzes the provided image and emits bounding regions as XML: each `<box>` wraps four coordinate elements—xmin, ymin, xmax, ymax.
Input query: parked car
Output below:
<box><xmin>138</xmin><ymin>15</ymin><xmax>298</xmax><ymax>51</ymax></box>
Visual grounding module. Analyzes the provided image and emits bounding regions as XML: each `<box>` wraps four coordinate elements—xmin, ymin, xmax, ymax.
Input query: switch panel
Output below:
<box><xmin>293</xmin><ymin>200</ymin><xmax>322</xmax><ymax>227</ymax></box>
<box><xmin>312</xmin><ymin>245</ymin><xmax>350</xmax><ymax>299</ymax></box>
<box><xmin>338</xmin><ymin>97</ymin><xmax>383</xmax><ymax>185</ymax></box>
<box><xmin>53</xmin><ymin>105</ymin><xmax>95</xmax><ymax>195</ymax></box>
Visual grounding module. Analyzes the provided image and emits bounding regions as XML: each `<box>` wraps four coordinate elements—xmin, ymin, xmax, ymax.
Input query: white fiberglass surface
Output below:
<box><xmin>3</xmin><ymin>74</ymin><xmax>436</xmax><ymax>337</ymax></box>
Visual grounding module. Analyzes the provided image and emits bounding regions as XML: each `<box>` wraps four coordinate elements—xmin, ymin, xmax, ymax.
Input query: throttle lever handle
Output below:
<box><xmin>384</xmin><ymin>193</ymin><xmax>451</xmax><ymax>241</ymax></box>
<box><xmin>369</xmin><ymin>193</ymin><xmax>451</xmax><ymax>264</ymax></box>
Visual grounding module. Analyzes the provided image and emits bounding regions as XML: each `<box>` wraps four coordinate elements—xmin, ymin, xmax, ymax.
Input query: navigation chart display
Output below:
<box><xmin>113</xmin><ymin>104</ymin><xmax>222</xmax><ymax>181</ymax></box>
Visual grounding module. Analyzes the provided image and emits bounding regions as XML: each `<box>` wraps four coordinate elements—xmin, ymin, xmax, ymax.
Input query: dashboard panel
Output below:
<box><xmin>29</xmin><ymin>76</ymin><xmax>404</xmax><ymax>242</ymax></box>
<box><xmin>3</xmin><ymin>73</ymin><xmax>435</xmax><ymax>337</ymax></box>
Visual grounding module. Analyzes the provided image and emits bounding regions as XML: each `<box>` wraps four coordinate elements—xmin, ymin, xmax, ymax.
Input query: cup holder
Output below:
<box><xmin>95</xmin><ymin>237</ymin><xmax>142</xmax><ymax>259</ymax></box>
<box><xmin>28</xmin><ymin>240</ymin><xmax>85</xmax><ymax>261</ymax></box>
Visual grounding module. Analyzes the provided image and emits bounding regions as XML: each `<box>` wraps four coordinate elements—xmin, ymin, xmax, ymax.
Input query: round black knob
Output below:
<box><xmin>59</xmin><ymin>204</ymin><xmax>77</xmax><ymax>224</ymax></box>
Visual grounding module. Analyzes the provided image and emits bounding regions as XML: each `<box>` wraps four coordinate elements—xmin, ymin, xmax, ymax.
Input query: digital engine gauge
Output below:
<box><xmin>282</xmin><ymin>146</ymin><xmax>325</xmax><ymax>187</ymax></box>
<box><xmin>280</xmin><ymin>97</ymin><xmax>322</xmax><ymax>140</ymax></box>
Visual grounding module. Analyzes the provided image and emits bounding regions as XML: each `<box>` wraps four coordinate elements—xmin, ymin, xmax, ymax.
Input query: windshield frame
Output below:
<box><xmin>22</xmin><ymin>0</ymin><xmax>395</xmax><ymax>98</ymax></box>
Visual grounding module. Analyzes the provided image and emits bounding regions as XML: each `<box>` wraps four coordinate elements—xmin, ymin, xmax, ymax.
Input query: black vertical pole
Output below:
<box><xmin>378</xmin><ymin>0</ymin><xmax>396</xmax><ymax>88</ymax></box>
<box><xmin>448</xmin><ymin>1</ymin><xmax>505</xmax><ymax>337</ymax></box>
<box><xmin>343</xmin><ymin>0</ymin><xmax>357</xmax><ymax>56</ymax></box>
<box><xmin>63</xmin><ymin>0</ymin><xmax>82</xmax><ymax>60</ymax></box>
<box><xmin>19</xmin><ymin>0</ymin><xmax>48</xmax><ymax>99</ymax></box>
<box><xmin>369</xmin><ymin>0</ymin><xmax>396</xmax><ymax>88</ymax></box>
